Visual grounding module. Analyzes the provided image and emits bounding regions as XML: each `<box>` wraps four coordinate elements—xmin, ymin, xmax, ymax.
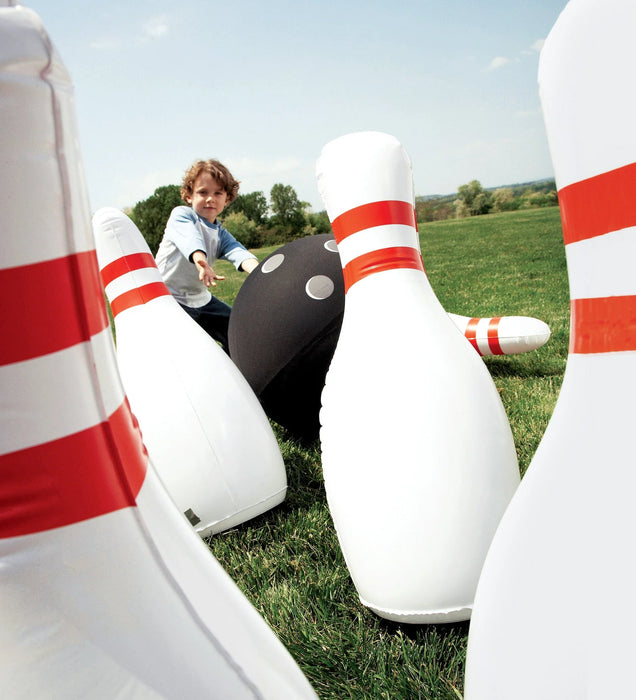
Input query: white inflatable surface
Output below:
<box><xmin>93</xmin><ymin>208</ymin><xmax>287</xmax><ymax>537</ymax></box>
<box><xmin>317</xmin><ymin>132</ymin><xmax>520</xmax><ymax>623</ymax></box>
<box><xmin>465</xmin><ymin>1</ymin><xmax>636</xmax><ymax>697</ymax></box>
<box><xmin>0</xmin><ymin>5</ymin><xmax>315</xmax><ymax>698</ymax></box>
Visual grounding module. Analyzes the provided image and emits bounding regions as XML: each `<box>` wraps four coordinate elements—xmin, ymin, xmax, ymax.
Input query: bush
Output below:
<box><xmin>222</xmin><ymin>211</ymin><xmax>262</xmax><ymax>249</ymax></box>
<box><xmin>491</xmin><ymin>187</ymin><xmax>520</xmax><ymax>213</ymax></box>
<box><xmin>520</xmin><ymin>190</ymin><xmax>559</xmax><ymax>209</ymax></box>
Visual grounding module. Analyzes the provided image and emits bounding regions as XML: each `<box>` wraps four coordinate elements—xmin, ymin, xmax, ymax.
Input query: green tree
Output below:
<box><xmin>270</xmin><ymin>183</ymin><xmax>302</xmax><ymax>221</ymax></box>
<box><xmin>130</xmin><ymin>184</ymin><xmax>182</xmax><ymax>255</ymax></box>
<box><xmin>226</xmin><ymin>190</ymin><xmax>269</xmax><ymax>224</ymax></box>
<box><xmin>269</xmin><ymin>183</ymin><xmax>306</xmax><ymax>238</ymax></box>
<box><xmin>305</xmin><ymin>210</ymin><xmax>332</xmax><ymax>235</ymax></box>
<box><xmin>455</xmin><ymin>179</ymin><xmax>492</xmax><ymax>217</ymax></box>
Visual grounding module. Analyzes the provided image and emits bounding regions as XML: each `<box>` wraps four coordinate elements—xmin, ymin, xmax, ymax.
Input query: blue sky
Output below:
<box><xmin>25</xmin><ymin>0</ymin><xmax>567</xmax><ymax>213</ymax></box>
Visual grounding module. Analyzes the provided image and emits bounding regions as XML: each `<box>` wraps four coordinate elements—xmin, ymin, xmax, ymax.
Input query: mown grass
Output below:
<box><xmin>209</xmin><ymin>206</ymin><xmax>569</xmax><ymax>699</ymax></box>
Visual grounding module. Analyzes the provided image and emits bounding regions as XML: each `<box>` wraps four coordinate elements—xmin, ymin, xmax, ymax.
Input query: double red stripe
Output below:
<box><xmin>464</xmin><ymin>317</ymin><xmax>504</xmax><ymax>356</ymax></box>
<box><xmin>331</xmin><ymin>200</ymin><xmax>421</xmax><ymax>292</ymax></box>
<box><xmin>0</xmin><ymin>252</ymin><xmax>109</xmax><ymax>366</ymax></box>
<box><xmin>558</xmin><ymin>163</ymin><xmax>636</xmax><ymax>353</ymax></box>
<box><xmin>100</xmin><ymin>253</ymin><xmax>170</xmax><ymax>317</ymax></box>
<box><xmin>0</xmin><ymin>399</ymin><xmax>148</xmax><ymax>538</ymax></box>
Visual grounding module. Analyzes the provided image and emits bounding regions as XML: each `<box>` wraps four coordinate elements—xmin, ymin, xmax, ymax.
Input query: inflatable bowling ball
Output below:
<box><xmin>229</xmin><ymin>234</ymin><xmax>345</xmax><ymax>443</ymax></box>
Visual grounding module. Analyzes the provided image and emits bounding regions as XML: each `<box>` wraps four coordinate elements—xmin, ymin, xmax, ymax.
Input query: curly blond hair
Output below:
<box><xmin>180</xmin><ymin>159</ymin><xmax>240</xmax><ymax>204</ymax></box>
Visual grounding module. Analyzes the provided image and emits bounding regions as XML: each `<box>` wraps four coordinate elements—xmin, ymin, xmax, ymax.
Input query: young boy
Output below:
<box><xmin>155</xmin><ymin>159</ymin><xmax>258</xmax><ymax>353</ymax></box>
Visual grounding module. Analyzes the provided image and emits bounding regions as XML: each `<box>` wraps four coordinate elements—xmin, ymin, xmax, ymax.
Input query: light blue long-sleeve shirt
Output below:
<box><xmin>155</xmin><ymin>205</ymin><xmax>256</xmax><ymax>307</ymax></box>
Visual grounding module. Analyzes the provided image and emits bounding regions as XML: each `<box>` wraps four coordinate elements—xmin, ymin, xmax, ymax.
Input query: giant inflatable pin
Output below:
<box><xmin>465</xmin><ymin>1</ymin><xmax>636</xmax><ymax>697</ymax></box>
<box><xmin>316</xmin><ymin>132</ymin><xmax>520</xmax><ymax>623</ymax></box>
<box><xmin>92</xmin><ymin>207</ymin><xmax>287</xmax><ymax>537</ymax></box>
<box><xmin>0</xmin><ymin>5</ymin><xmax>316</xmax><ymax>697</ymax></box>
<box><xmin>449</xmin><ymin>312</ymin><xmax>550</xmax><ymax>357</ymax></box>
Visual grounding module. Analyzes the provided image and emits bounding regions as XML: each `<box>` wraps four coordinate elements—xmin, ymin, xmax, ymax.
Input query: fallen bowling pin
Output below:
<box><xmin>449</xmin><ymin>312</ymin><xmax>551</xmax><ymax>356</ymax></box>
<box><xmin>465</xmin><ymin>1</ymin><xmax>636</xmax><ymax>697</ymax></box>
<box><xmin>92</xmin><ymin>207</ymin><xmax>287</xmax><ymax>537</ymax></box>
<box><xmin>316</xmin><ymin>131</ymin><xmax>520</xmax><ymax>624</ymax></box>
<box><xmin>0</xmin><ymin>7</ymin><xmax>315</xmax><ymax>697</ymax></box>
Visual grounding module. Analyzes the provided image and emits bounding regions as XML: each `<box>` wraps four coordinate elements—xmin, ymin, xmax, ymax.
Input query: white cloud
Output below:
<box><xmin>531</xmin><ymin>39</ymin><xmax>545</xmax><ymax>52</ymax></box>
<box><xmin>488</xmin><ymin>56</ymin><xmax>510</xmax><ymax>71</ymax></box>
<box><xmin>141</xmin><ymin>15</ymin><xmax>169</xmax><ymax>40</ymax></box>
<box><xmin>90</xmin><ymin>15</ymin><xmax>169</xmax><ymax>50</ymax></box>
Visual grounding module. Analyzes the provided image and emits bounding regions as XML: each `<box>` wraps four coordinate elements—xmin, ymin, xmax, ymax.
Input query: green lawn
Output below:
<box><xmin>210</xmin><ymin>206</ymin><xmax>569</xmax><ymax>699</ymax></box>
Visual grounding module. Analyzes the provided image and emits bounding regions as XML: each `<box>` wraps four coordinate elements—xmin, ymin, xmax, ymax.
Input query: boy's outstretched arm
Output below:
<box><xmin>191</xmin><ymin>250</ymin><xmax>225</xmax><ymax>287</ymax></box>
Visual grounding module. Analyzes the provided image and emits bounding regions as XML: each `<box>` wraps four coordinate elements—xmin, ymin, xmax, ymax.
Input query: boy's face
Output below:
<box><xmin>186</xmin><ymin>172</ymin><xmax>229</xmax><ymax>223</ymax></box>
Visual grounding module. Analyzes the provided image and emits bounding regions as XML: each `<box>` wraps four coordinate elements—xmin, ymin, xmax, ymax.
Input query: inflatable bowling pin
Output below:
<box><xmin>465</xmin><ymin>1</ymin><xmax>636</xmax><ymax>697</ymax></box>
<box><xmin>316</xmin><ymin>132</ymin><xmax>520</xmax><ymax>623</ymax></box>
<box><xmin>449</xmin><ymin>312</ymin><xmax>551</xmax><ymax>356</ymax></box>
<box><xmin>92</xmin><ymin>208</ymin><xmax>287</xmax><ymax>537</ymax></box>
<box><xmin>0</xmin><ymin>5</ymin><xmax>316</xmax><ymax>697</ymax></box>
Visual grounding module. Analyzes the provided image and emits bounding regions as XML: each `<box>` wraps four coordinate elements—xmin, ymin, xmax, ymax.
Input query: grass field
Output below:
<box><xmin>209</xmin><ymin>205</ymin><xmax>569</xmax><ymax>699</ymax></box>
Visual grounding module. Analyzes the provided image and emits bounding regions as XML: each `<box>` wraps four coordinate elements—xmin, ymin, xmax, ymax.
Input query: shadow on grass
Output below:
<box><xmin>377</xmin><ymin>615</ymin><xmax>470</xmax><ymax>643</ymax></box>
<box><xmin>484</xmin><ymin>353</ymin><xmax>566</xmax><ymax>379</ymax></box>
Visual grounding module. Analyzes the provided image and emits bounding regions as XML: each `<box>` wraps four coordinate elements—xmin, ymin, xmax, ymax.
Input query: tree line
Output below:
<box><xmin>416</xmin><ymin>178</ymin><xmax>558</xmax><ymax>222</ymax></box>
<box><xmin>130</xmin><ymin>178</ymin><xmax>559</xmax><ymax>254</ymax></box>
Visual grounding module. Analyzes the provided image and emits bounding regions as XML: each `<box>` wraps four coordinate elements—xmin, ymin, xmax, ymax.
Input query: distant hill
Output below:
<box><xmin>416</xmin><ymin>178</ymin><xmax>556</xmax><ymax>202</ymax></box>
<box><xmin>415</xmin><ymin>178</ymin><xmax>557</xmax><ymax>222</ymax></box>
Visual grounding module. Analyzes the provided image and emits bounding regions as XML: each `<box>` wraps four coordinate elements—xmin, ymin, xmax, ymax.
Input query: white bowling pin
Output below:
<box><xmin>448</xmin><ymin>312</ymin><xmax>551</xmax><ymax>356</ymax></box>
<box><xmin>92</xmin><ymin>207</ymin><xmax>287</xmax><ymax>537</ymax></box>
<box><xmin>0</xmin><ymin>6</ymin><xmax>315</xmax><ymax>698</ymax></box>
<box><xmin>316</xmin><ymin>132</ymin><xmax>520</xmax><ymax>624</ymax></box>
<box><xmin>465</xmin><ymin>1</ymin><xmax>636</xmax><ymax>697</ymax></box>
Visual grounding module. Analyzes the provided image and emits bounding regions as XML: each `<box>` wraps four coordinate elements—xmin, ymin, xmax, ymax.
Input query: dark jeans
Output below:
<box><xmin>179</xmin><ymin>296</ymin><xmax>231</xmax><ymax>354</ymax></box>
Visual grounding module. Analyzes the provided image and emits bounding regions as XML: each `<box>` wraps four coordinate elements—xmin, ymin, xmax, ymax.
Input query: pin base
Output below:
<box><xmin>195</xmin><ymin>487</ymin><xmax>287</xmax><ymax>538</ymax></box>
<box><xmin>361</xmin><ymin>598</ymin><xmax>472</xmax><ymax>624</ymax></box>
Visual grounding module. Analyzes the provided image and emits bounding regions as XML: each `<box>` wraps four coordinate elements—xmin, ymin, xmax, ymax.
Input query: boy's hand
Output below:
<box><xmin>192</xmin><ymin>251</ymin><xmax>225</xmax><ymax>287</ymax></box>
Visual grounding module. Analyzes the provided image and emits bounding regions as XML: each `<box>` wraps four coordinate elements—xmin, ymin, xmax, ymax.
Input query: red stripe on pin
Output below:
<box><xmin>100</xmin><ymin>252</ymin><xmax>157</xmax><ymax>287</ymax></box>
<box><xmin>487</xmin><ymin>317</ymin><xmax>504</xmax><ymax>355</ymax></box>
<box><xmin>559</xmin><ymin>162</ymin><xmax>636</xmax><ymax>245</ymax></box>
<box><xmin>0</xmin><ymin>252</ymin><xmax>109</xmax><ymax>366</ymax></box>
<box><xmin>343</xmin><ymin>246</ymin><xmax>424</xmax><ymax>293</ymax></box>
<box><xmin>570</xmin><ymin>295</ymin><xmax>636</xmax><ymax>353</ymax></box>
<box><xmin>465</xmin><ymin>317</ymin><xmax>480</xmax><ymax>352</ymax></box>
<box><xmin>0</xmin><ymin>399</ymin><xmax>148</xmax><ymax>538</ymax></box>
<box><xmin>331</xmin><ymin>200</ymin><xmax>416</xmax><ymax>243</ymax></box>
<box><xmin>109</xmin><ymin>281</ymin><xmax>171</xmax><ymax>317</ymax></box>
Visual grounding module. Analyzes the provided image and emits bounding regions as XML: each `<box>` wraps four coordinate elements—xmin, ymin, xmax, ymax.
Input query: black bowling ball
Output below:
<box><xmin>228</xmin><ymin>234</ymin><xmax>345</xmax><ymax>443</ymax></box>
